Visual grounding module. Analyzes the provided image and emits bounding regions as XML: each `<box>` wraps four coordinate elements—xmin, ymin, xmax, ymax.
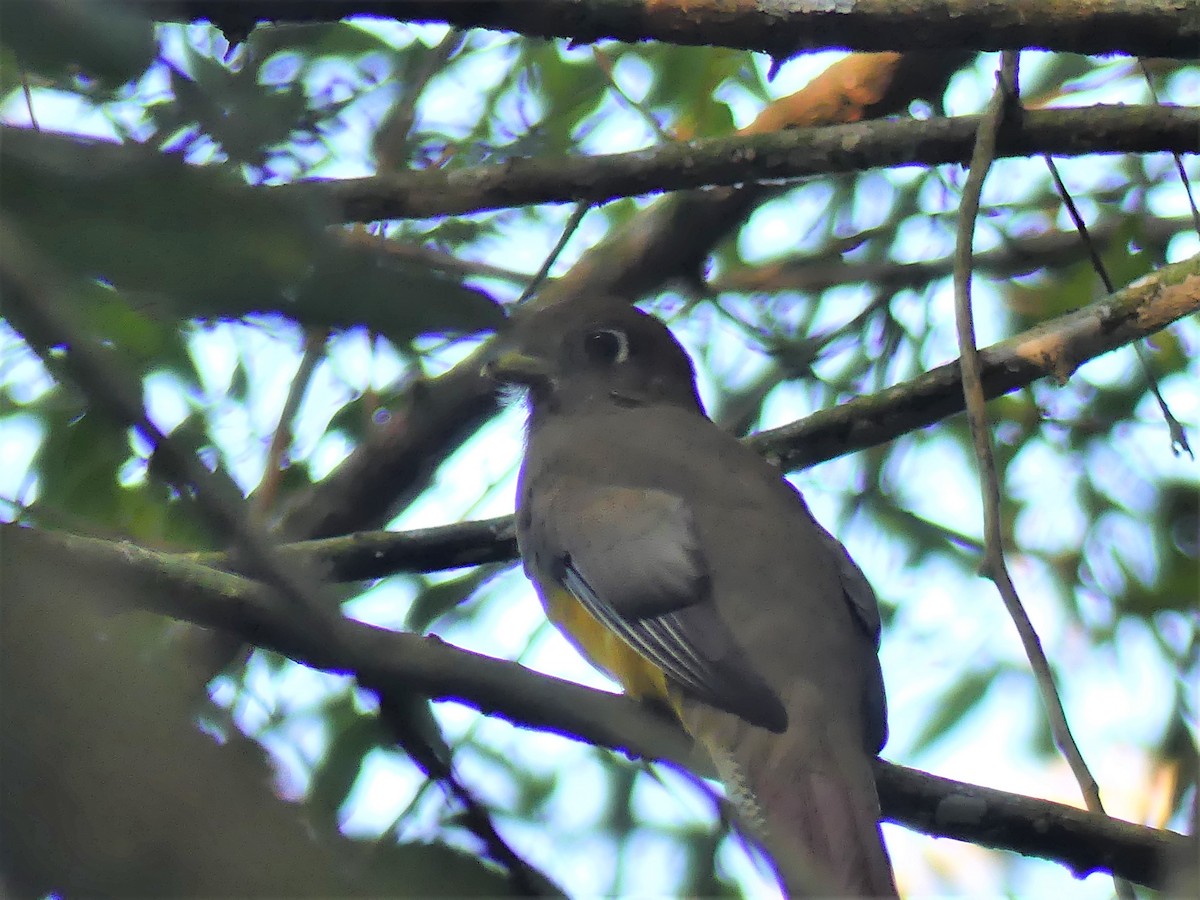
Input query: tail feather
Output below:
<box><xmin>777</xmin><ymin>768</ymin><xmax>896</xmax><ymax>897</ymax></box>
<box><xmin>688</xmin><ymin>703</ymin><xmax>897</xmax><ymax>898</ymax></box>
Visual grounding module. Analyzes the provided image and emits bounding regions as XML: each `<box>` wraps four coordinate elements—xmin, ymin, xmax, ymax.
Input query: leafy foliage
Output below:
<box><xmin>0</xmin><ymin>5</ymin><xmax>1195</xmax><ymax>898</ymax></box>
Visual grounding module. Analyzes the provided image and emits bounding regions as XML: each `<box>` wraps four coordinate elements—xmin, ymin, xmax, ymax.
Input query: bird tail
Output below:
<box><xmin>688</xmin><ymin>709</ymin><xmax>897</xmax><ymax>898</ymax></box>
<box><xmin>756</xmin><ymin>760</ymin><xmax>896</xmax><ymax>898</ymax></box>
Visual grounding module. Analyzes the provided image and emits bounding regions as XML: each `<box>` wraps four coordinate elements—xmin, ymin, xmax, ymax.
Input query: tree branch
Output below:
<box><xmin>12</xmin><ymin>523</ymin><xmax>1186</xmax><ymax>890</ymax></box>
<box><xmin>278</xmin><ymin>51</ymin><xmax>967</xmax><ymax>539</ymax></box>
<box><xmin>146</xmin><ymin>0</ymin><xmax>1198</xmax><ymax>60</ymax></box>
<box><xmin>0</xmin><ymin>226</ymin><xmax>553</xmax><ymax>895</ymax></box>
<box><xmin>272</xmin><ymin>105</ymin><xmax>1199</xmax><ymax>222</ymax></box>
<box><xmin>0</xmin><ymin>224</ymin><xmax>341</xmax><ymax>632</ymax></box>
<box><xmin>263</xmin><ymin>251</ymin><xmax>1200</xmax><ymax>581</ymax></box>
<box><xmin>345</xmin><ymin>213</ymin><xmax>1194</xmax><ymax>296</ymax></box>
<box><xmin>750</xmin><ymin>250</ymin><xmax>1200</xmax><ymax>471</ymax></box>
<box><xmin>705</xmin><ymin>216</ymin><xmax>1194</xmax><ymax>298</ymax></box>
<box><xmin>874</xmin><ymin>762</ymin><xmax>1189</xmax><ymax>890</ymax></box>
<box><xmin>195</xmin><ymin>515</ymin><xmax>519</xmax><ymax>581</ymax></box>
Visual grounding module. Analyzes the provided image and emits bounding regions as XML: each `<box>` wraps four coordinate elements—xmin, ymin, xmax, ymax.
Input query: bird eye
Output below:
<box><xmin>583</xmin><ymin>328</ymin><xmax>630</xmax><ymax>365</ymax></box>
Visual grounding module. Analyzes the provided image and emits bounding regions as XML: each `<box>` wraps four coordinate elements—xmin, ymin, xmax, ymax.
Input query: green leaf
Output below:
<box><xmin>1120</xmin><ymin>480</ymin><xmax>1198</xmax><ymax>617</ymax></box>
<box><xmin>308</xmin><ymin>710</ymin><xmax>386</xmax><ymax>825</ymax></box>
<box><xmin>527</xmin><ymin>44</ymin><xmax>607</xmax><ymax>154</ymax></box>
<box><xmin>298</xmin><ymin>241</ymin><xmax>504</xmax><ymax>341</ymax></box>
<box><xmin>1159</xmin><ymin>707</ymin><xmax>1199</xmax><ymax>817</ymax></box>
<box><xmin>1</xmin><ymin>0</ymin><xmax>155</xmax><ymax>92</ymax></box>
<box><xmin>0</xmin><ymin>45</ymin><xmax>28</xmax><ymax>103</ymax></box>
<box><xmin>29</xmin><ymin>401</ymin><xmax>214</xmax><ymax>548</ymax></box>
<box><xmin>1005</xmin><ymin>219</ymin><xmax>1154</xmax><ymax>325</ymax></box>
<box><xmin>1</xmin><ymin>127</ymin><xmax>324</xmax><ymax>314</ymax></box>
<box><xmin>169</xmin><ymin>45</ymin><xmax>310</xmax><ymax>166</ymax></box>
<box><xmin>1</xmin><ymin>128</ymin><xmax>503</xmax><ymax>341</ymax></box>
<box><xmin>641</xmin><ymin>45</ymin><xmax>745</xmax><ymax>138</ymax></box>
<box><xmin>244</xmin><ymin>22</ymin><xmax>396</xmax><ymax>63</ymax></box>
<box><xmin>34</xmin><ymin>410</ymin><xmax>130</xmax><ymax>525</ymax></box>
<box><xmin>69</xmin><ymin>280</ymin><xmax>193</xmax><ymax>376</ymax></box>
<box><xmin>909</xmin><ymin>665</ymin><xmax>1000</xmax><ymax>754</ymax></box>
<box><xmin>405</xmin><ymin>566</ymin><xmax>499</xmax><ymax>633</ymax></box>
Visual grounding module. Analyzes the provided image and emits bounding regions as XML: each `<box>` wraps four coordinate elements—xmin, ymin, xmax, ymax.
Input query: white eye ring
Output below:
<box><xmin>585</xmin><ymin>328</ymin><xmax>630</xmax><ymax>365</ymax></box>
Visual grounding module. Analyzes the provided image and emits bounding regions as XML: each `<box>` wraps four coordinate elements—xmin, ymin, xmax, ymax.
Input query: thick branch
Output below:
<box><xmin>264</xmin><ymin>252</ymin><xmax>1200</xmax><ymax>581</ymax></box>
<box><xmin>750</xmin><ymin>250</ymin><xmax>1200</xmax><ymax>471</ymax></box>
<box><xmin>13</xmin><ymin>523</ymin><xmax>1186</xmax><ymax>890</ymax></box>
<box><xmin>148</xmin><ymin>0</ymin><xmax>1197</xmax><ymax>59</ymax></box>
<box><xmin>276</xmin><ymin>346</ymin><xmax>502</xmax><ymax>539</ymax></box>
<box><xmin>875</xmin><ymin>762</ymin><xmax>1189</xmax><ymax>889</ymax></box>
<box><xmin>273</xmin><ymin>105</ymin><xmax>1199</xmax><ymax>222</ymax></box>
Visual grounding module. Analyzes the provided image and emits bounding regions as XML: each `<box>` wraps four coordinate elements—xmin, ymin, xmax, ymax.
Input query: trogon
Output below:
<box><xmin>484</xmin><ymin>296</ymin><xmax>896</xmax><ymax>898</ymax></box>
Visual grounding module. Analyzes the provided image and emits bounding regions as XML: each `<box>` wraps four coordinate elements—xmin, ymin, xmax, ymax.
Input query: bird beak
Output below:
<box><xmin>481</xmin><ymin>350</ymin><xmax>552</xmax><ymax>387</ymax></box>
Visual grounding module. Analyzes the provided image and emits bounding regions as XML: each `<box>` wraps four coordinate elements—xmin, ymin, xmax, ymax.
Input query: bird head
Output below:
<box><xmin>482</xmin><ymin>298</ymin><xmax>702</xmax><ymax>415</ymax></box>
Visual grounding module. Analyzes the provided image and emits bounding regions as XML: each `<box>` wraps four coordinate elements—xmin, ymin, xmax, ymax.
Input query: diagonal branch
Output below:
<box><xmin>752</xmin><ymin>250</ymin><xmax>1200</xmax><ymax>470</ymax></box>
<box><xmin>11</xmin><ymin>523</ymin><xmax>1187</xmax><ymax>890</ymax></box>
<box><xmin>147</xmin><ymin>0</ymin><xmax>1197</xmax><ymax>59</ymax></box>
<box><xmin>252</xmin><ymin>328</ymin><xmax>327</xmax><ymax>518</ymax></box>
<box><xmin>271</xmin><ymin>105</ymin><xmax>1199</xmax><ymax>222</ymax></box>
<box><xmin>0</xmin><ymin>224</ymin><xmax>340</xmax><ymax>636</ymax></box>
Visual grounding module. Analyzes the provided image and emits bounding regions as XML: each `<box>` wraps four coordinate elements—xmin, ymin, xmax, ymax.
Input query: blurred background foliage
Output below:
<box><xmin>0</xmin><ymin>3</ymin><xmax>1196</xmax><ymax>897</ymax></box>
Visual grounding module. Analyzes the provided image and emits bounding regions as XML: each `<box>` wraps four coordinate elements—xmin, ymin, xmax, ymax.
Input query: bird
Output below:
<box><xmin>484</xmin><ymin>296</ymin><xmax>896</xmax><ymax>897</ymax></box>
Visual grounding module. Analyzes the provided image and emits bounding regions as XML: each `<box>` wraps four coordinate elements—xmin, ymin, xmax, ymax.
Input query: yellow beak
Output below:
<box><xmin>481</xmin><ymin>350</ymin><xmax>553</xmax><ymax>387</ymax></box>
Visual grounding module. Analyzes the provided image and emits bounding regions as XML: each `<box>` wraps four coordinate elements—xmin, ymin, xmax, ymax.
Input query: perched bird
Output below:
<box><xmin>485</xmin><ymin>297</ymin><xmax>896</xmax><ymax>897</ymax></box>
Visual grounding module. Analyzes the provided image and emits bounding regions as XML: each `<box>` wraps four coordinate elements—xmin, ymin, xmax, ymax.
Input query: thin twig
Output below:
<box><xmin>372</xmin><ymin>28</ymin><xmax>466</xmax><ymax>171</ymax></box>
<box><xmin>0</xmin><ymin>222</ymin><xmax>339</xmax><ymax>633</ymax></box>
<box><xmin>515</xmin><ymin>201</ymin><xmax>591</xmax><ymax>304</ymax></box>
<box><xmin>370</xmin><ymin>690</ymin><xmax>557</xmax><ymax>897</ymax></box>
<box><xmin>252</xmin><ymin>328</ymin><xmax>327</xmax><ymax>518</ymax></box>
<box><xmin>952</xmin><ymin>52</ymin><xmax>1132</xmax><ymax>900</ymax></box>
<box><xmin>1043</xmin><ymin>154</ymin><xmax>1191</xmax><ymax>459</ymax></box>
<box><xmin>20</xmin><ymin>73</ymin><xmax>39</xmax><ymax>131</ymax></box>
<box><xmin>1093</xmin><ymin>60</ymin><xmax>1196</xmax><ymax>458</ymax></box>
<box><xmin>592</xmin><ymin>45</ymin><xmax>674</xmax><ymax>142</ymax></box>
<box><xmin>1138</xmin><ymin>60</ymin><xmax>1200</xmax><ymax>237</ymax></box>
<box><xmin>1130</xmin><ymin>339</ymin><xmax>1193</xmax><ymax>458</ymax></box>
<box><xmin>380</xmin><ymin>620</ymin><xmax>556</xmax><ymax>856</ymax></box>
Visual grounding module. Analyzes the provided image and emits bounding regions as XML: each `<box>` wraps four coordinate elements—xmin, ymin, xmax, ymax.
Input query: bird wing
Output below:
<box><xmin>529</xmin><ymin>481</ymin><xmax>787</xmax><ymax>732</ymax></box>
<box><xmin>809</xmin><ymin>514</ymin><xmax>889</xmax><ymax>752</ymax></box>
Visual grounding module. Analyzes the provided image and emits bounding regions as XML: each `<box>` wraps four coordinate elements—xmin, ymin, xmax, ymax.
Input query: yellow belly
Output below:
<box><xmin>541</xmin><ymin>583</ymin><xmax>672</xmax><ymax>704</ymax></box>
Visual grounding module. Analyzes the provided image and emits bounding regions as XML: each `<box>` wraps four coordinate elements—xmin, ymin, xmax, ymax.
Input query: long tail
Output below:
<box><xmin>685</xmin><ymin>705</ymin><xmax>897</xmax><ymax>897</ymax></box>
<box><xmin>754</xmin><ymin>757</ymin><xmax>896</xmax><ymax>897</ymax></box>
